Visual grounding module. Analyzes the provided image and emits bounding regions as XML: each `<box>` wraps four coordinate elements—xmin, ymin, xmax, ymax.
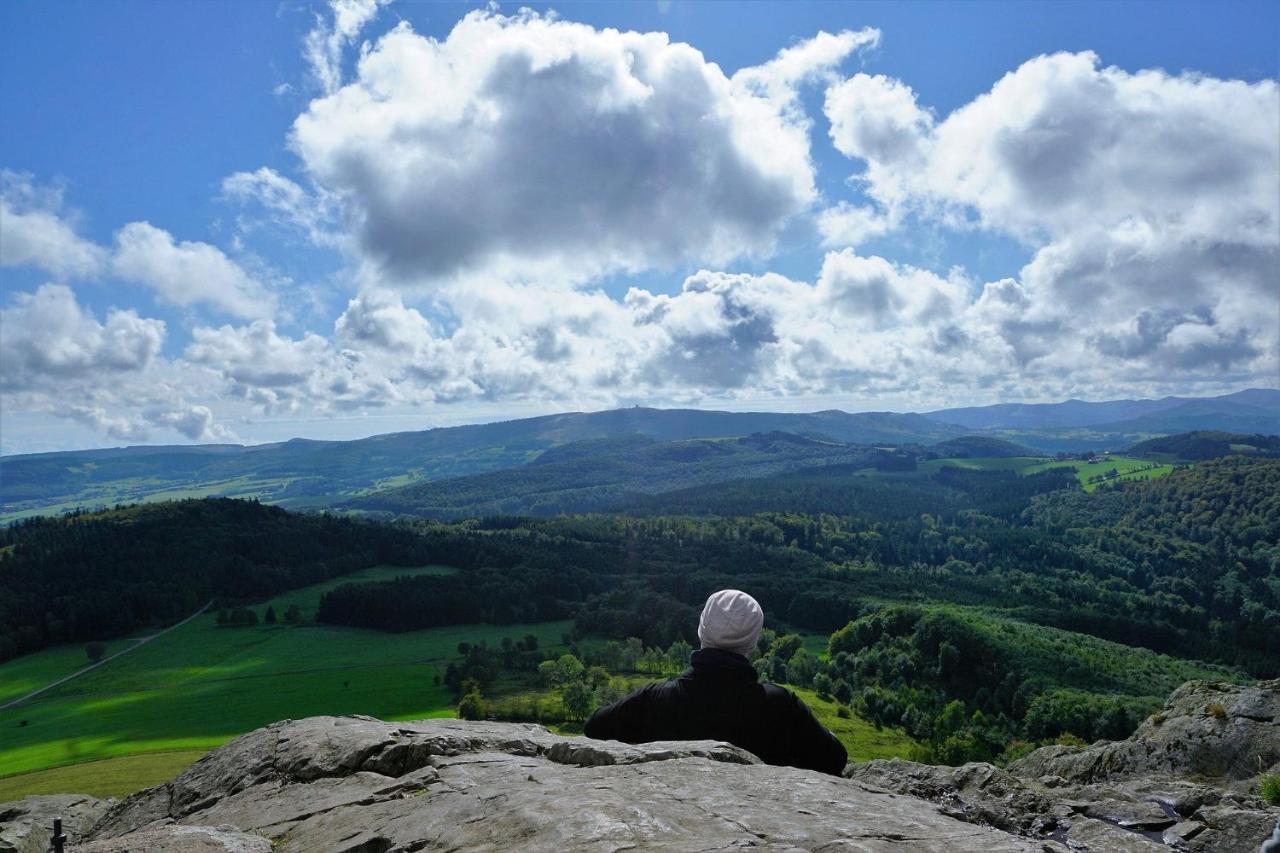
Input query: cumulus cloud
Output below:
<box><xmin>60</xmin><ymin>405</ymin><xmax>150</xmax><ymax>442</ymax></box>
<box><xmin>290</xmin><ymin>9</ymin><xmax>829</xmax><ymax>284</ymax></box>
<box><xmin>0</xmin><ymin>173</ymin><xmax>107</xmax><ymax>278</ymax></box>
<box><xmin>112</xmin><ymin>222</ymin><xmax>276</xmax><ymax>319</ymax></box>
<box><xmin>185</xmin><ymin>319</ymin><xmax>396</xmax><ymax>412</ymax></box>
<box><xmin>334</xmin><ymin>288</ymin><xmax>434</xmax><ymax>351</ymax></box>
<box><xmin>0</xmin><ymin>283</ymin><xmax>166</xmax><ymax>391</ymax></box>
<box><xmin>823</xmin><ymin>51</ymin><xmax>1280</xmax><ymax>382</ymax></box>
<box><xmin>153</xmin><ymin>404</ymin><xmax>238</xmax><ymax>442</ymax></box>
<box><xmin>816</xmin><ymin>249</ymin><xmax>967</xmax><ymax>329</ymax></box>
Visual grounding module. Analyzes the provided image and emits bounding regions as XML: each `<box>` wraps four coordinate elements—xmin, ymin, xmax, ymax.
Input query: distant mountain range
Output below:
<box><xmin>2</xmin><ymin>389</ymin><xmax>1276</xmax><ymax>522</ymax></box>
<box><xmin>924</xmin><ymin>388</ymin><xmax>1279</xmax><ymax>431</ymax></box>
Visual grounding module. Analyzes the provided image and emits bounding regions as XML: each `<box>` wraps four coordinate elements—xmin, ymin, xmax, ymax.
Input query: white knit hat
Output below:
<box><xmin>697</xmin><ymin>589</ymin><xmax>764</xmax><ymax>657</ymax></box>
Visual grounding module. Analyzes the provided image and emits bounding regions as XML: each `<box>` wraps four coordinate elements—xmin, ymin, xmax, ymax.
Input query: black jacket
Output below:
<box><xmin>583</xmin><ymin>647</ymin><xmax>848</xmax><ymax>776</ymax></box>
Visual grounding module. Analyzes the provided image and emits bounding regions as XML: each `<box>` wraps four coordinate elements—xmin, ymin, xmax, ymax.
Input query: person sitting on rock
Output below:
<box><xmin>584</xmin><ymin>589</ymin><xmax>848</xmax><ymax>776</ymax></box>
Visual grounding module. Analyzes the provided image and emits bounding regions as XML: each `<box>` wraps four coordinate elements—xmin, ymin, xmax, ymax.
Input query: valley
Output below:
<box><xmin>1</xmin><ymin>402</ymin><xmax>1277</xmax><ymax>822</ymax></box>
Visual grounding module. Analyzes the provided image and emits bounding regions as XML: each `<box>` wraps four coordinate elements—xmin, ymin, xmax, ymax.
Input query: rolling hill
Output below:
<box><xmin>343</xmin><ymin>432</ymin><xmax>883</xmax><ymax>518</ymax></box>
<box><xmin>0</xmin><ymin>408</ymin><xmax>966</xmax><ymax>522</ymax></box>
<box><xmin>925</xmin><ymin>388</ymin><xmax>1279</xmax><ymax>432</ymax></box>
<box><xmin>3</xmin><ymin>391</ymin><xmax>1276</xmax><ymax>522</ymax></box>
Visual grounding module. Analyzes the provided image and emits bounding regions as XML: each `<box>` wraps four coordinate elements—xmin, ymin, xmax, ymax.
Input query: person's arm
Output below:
<box><xmin>783</xmin><ymin>690</ymin><xmax>848</xmax><ymax>776</ymax></box>
<box><xmin>583</xmin><ymin>684</ymin><xmax>653</xmax><ymax>743</ymax></box>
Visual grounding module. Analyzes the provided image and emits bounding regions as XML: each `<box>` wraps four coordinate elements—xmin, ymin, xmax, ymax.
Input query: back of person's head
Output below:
<box><xmin>698</xmin><ymin>589</ymin><xmax>764</xmax><ymax>658</ymax></box>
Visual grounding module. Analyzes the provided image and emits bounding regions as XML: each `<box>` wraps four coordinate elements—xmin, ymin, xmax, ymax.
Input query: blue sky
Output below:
<box><xmin>1</xmin><ymin>0</ymin><xmax>1277</xmax><ymax>453</ymax></box>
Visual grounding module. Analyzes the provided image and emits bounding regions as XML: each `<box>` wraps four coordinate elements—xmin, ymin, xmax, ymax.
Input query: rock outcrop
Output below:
<box><xmin>847</xmin><ymin>680</ymin><xmax>1280</xmax><ymax>852</ymax></box>
<box><xmin>1008</xmin><ymin>679</ymin><xmax>1280</xmax><ymax>784</ymax></box>
<box><xmin>1</xmin><ymin>679</ymin><xmax>1275</xmax><ymax>852</ymax></box>
<box><xmin>0</xmin><ymin>795</ymin><xmax>110</xmax><ymax>853</ymax></box>
<box><xmin>9</xmin><ymin>716</ymin><xmax>1054</xmax><ymax>852</ymax></box>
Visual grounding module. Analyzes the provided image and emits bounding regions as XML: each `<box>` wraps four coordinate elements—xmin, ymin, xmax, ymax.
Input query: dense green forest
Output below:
<box><xmin>318</xmin><ymin>458</ymin><xmax>1280</xmax><ymax>671</ymax></box>
<box><xmin>0</xmin><ymin>499</ymin><xmax>431</xmax><ymax>661</ymax></box>
<box><xmin>1127</xmin><ymin>430</ymin><xmax>1280</xmax><ymax>460</ymax></box>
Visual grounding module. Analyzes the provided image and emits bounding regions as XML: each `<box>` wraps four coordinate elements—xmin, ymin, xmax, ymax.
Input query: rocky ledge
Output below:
<box><xmin>848</xmin><ymin>679</ymin><xmax>1280</xmax><ymax>852</ymax></box>
<box><xmin>0</xmin><ymin>679</ymin><xmax>1276</xmax><ymax>852</ymax></box>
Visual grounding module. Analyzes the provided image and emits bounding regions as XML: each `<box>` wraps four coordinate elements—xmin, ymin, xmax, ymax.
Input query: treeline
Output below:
<box><xmin>0</xmin><ymin>498</ymin><xmax>430</xmax><ymax>661</ymax></box>
<box><xmin>317</xmin><ymin>564</ymin><xmax>599</xmax><ymax>630</ymax></box>
<box><xmin>321</xmin><ymin>460</ymin><xmax>1279</xmax><ymax>677</ymax></box>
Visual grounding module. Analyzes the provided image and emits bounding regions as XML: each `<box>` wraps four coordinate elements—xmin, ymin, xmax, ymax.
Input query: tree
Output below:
<box><xmin>284</xmin><ymin>604</ymin><xmax>302</xmax><ymax>624</ymax></box>
<box><xmin>265</xmin><ymin>605</ymin><xmax>277</xmax><ymax>624</ymax></box>
<box><xmin>562</xmin><ymin>680</ymin><xmax>594</xmax><ymax>721</ymax></box>
<box><xmin>85</xmin><ymin>641</ymin><xmax>106</xmax><ymax>663</ymax></box>
<box><xmin>458</xmin><ymin>689</ymin><xmax>487</xmax><ymax>720</ymax></box>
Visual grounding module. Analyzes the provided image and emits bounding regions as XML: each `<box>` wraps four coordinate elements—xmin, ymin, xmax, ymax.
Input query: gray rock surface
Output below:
<box><xmin>849</xmin><ymin>680</ymin><xmax>1280</xmax><ymax>852</ymax></box>
<box><xmin>73</xmin><ymin>824</ymin><xmax>272</xmax><ymax>852</ymax></box>
<box><xmin>1009</xmin><ymin>679</ymin><xmax>1280</xmax><ymax>784</ymax></box>
<box><xmin>83</xmin><ymin>716</ymin><xmax>1054</xmax><ymax>852</ymax></box>
<box><xmin>0</xmin><ymin>794</ymin><xmax>109</xmax><ymax>853</ymax></box>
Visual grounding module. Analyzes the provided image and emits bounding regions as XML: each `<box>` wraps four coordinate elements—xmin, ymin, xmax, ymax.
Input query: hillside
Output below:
<box><xmin>0</xmin><ymin>408</ymin><xmax>966</xmax><ymax>522</ymax></box>
<box><xmin>5</xmin><ymin>392</ymin><xmax>1277</xmax><ymax>523</ymax></box>
<box><xmin>1128</xmin><ymin>430</ymin><xmax>1280</xmax><ymax>460</ymax></box>
<box><xmin>929</xmin><ymin>435</ymin><xmax>1035</xmax><ymax>457</ymax></box>
<box><xmin>0</xmin><ymin>499</ymin><xmax>431</xmax><ymax>661</ymax></box>
<box><xmin>924</xmin><ymin>388</ymin><xmax>1280</xmax><ymax>431</ymax></box>
<box><xmin>343</xmin><ymin>432</ymin><xmax>881</xmax><ymax>518</ymax></box>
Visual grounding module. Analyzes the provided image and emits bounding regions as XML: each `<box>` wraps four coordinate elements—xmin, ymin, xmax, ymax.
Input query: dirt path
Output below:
<box><xmin>0</xmin><ymin>601</ymin><xmax>213</xmax><ymax>711</ymax></box>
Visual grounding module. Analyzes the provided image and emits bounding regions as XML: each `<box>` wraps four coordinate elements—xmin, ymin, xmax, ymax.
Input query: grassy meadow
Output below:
<box><xmin>0</xmin><ymin>555</ymin><xmax>922</xmax><ymax>798</ymax></box>
<box><xmin>914</xmin><ymin>455</ymin><xmax>1175</xmax><ymax>491</ymax></box>
<box><xmin>0</xmin><ymin>564</ymin><xmax>574</xmax><ymax>796</ymax></box>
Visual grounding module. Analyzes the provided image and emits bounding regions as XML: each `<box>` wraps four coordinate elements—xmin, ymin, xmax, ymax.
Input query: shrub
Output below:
<box><xmin>996</xmin><ymin>739</ymin><xmax>1036</xmax><ymax>766</ymax></box>
<box><xmin>1206</xmin><ymin>702</ymin><xmax>1227</xmax><ymax>719</ymax></box>
<box><xmin>457</xmin><ymin>690</ymin><xmax>487</xmax><ymax>720</ymax></box>
<box><xmin>84</xmin><ymin>641</ymin><xmax>106</xmax><ymax>663</ymax></box>
<box><xmin>1259</xmin><ymin>773</ymin><xmax>1280</xmax><ymax>806</ymax></box>
<box><xmin>836</xmin><ymin>704</ymin><xmax>851</xmax><ymax>719</ymax></box>
<box><xmin>1149</xmin><ymin>712</ymin><xmax>1166</xmax><ymax>726</ymax></box>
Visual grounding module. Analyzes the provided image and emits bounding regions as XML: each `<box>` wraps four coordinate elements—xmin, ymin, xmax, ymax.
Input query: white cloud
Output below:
<box><xmin>0</xmin><ymin>283</ymin><xmax>166</xmax><ymax>392</ymax></box>
<box><xmin>290</xmin><ymin>9</ymin><xmax>825</xmax><ymax>284</ymax></box>
<box><xmin>112</xmin><ymin>222</ymin><xmax>276</xmax><ymax>319</ymax></box>
<box><xmin>734</xmin><ymin>28</ymin><xmax>879</xmax><ymax>110</ymax></box>
<box><xmin>815</xmin><ymin>202</ymin><xmax>893</xmax><ymax>247</ymax></box>
<box><xmin>0</xmin><ymin>173</ymin><xmax>107</xmax><ymax>278</ymax></box>
<box><xmin>221</xmin><ymin>167</ymin><xmax>338</xmax><ymax>245</ymax></box>
<box><xmin>153</xmin><ymin>404</ymin><xmax>238</xmax><ymax>442</ymax></box>
<box><xmin>60</xmin><ymin>405</ymin><xmax>150</xmax><ymax>442</ymax></box>
<box><xmin>185</xmin><ymin>319</ymin><xmax>396</xmax><ymax>412</ymax></box>
<box><xmin>823</xmin><ymin>51</ymin><xmax>1280</xmax><ymax>382</ymax></box>
<box><xmin>304</xmin><ymin>0</ymin><xmax>389</xmax><ymax>95</ymax></box>
<box><xmin>334</xmin><ymin>288</ymin><xmax>434</xmax><ymax>351</ymax></box>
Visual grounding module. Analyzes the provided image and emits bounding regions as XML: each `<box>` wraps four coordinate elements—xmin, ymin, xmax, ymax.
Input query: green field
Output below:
<box><xmin>790</xmin><ymin>687</ymin><xmax>918</xmax><ymax>761</ymax></box>
<box><xmin>0</xmin><ymin>564</ymin><xmax>574</xmax><ymax>795</ymax></box>
<box><xmin>914</xmin><ymin>455</ymin><xmax>1175</xmax><ymax>491</ymax></box>
<box><xmin>0</xmin><ymin>639</ymin><xmax>136</xmax><ymax>706</ymax></box>
<box><xmin>0</xmin><ymin>749</ymin><xmax>208</xmax><ymax>800</ymax></box>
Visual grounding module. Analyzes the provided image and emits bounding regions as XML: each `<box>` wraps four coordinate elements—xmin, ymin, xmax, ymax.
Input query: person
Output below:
<box><xmin>583</xmin><ymin>589</ymin><xmax>848</xmax><ymax>776</ymax></box>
